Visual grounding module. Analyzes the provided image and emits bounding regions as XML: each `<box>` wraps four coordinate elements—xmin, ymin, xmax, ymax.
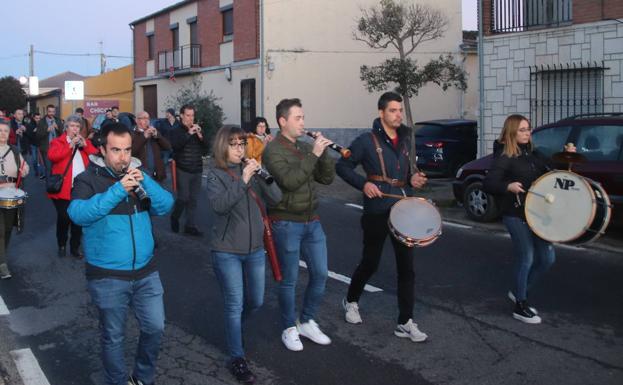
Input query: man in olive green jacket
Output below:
<box><xmin>263</xmin><ymin>98</ymin><xmax>335</xmax><ymax>352</ymax></box>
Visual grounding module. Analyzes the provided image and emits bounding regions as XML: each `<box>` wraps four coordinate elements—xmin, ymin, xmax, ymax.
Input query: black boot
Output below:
<box><xmin>229</xmin><ymin>357</ymin><xmax>256</xmax><ymax>384</ymax></box>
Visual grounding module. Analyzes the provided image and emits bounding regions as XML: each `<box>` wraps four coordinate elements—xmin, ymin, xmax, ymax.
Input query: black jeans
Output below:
<box><xmin>347</xmin><ymin>212</ymin><xmax>415</xmax><ymax>324</ymax></box>
<box><xmin>171</xmin><ymin>169</ymin><xmax>202</xmax><ymax>228</ymax></box>
<box><xmin>0</xmin><ymin>208</ymin><xmax>16</xmax><ymax>265</ymax></box>
<box><xmin>52</xmin><ymin>199</ymin><xmax>82</xmax><ymax>252</ymax></box>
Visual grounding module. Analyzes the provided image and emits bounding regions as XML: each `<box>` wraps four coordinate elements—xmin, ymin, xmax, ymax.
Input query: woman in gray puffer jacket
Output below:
<box><xmin>206</xmin><ymin>125</ymin><xmax>281</xmax><ymax>384</ymax></box>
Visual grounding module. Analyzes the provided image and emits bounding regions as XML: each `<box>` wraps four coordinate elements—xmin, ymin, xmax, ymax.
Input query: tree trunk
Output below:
<box><xmin>401</xmin><ymin>93</ymin><xmax>418</xmax><ymax>173</ymax></box>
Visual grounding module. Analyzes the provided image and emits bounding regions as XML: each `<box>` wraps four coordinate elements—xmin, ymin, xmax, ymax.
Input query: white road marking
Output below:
<box><xmin>299</xmin><ymin>261</ymin><xmax>383</xmax><ymax>293</ymax></box>
<box><xmin>345</xmin><ymin>203</ymin><xmax>363</xmax><ymax>210</ymax></box>
<box><xmin>10</xmin><ymin>348</ymin><xmax>51</xmax><ymax>385</ymax></box>
<box><xmin>0</xmin><ymin>295</ymin><xmax>9</xmax><ymax>316</ymax></box>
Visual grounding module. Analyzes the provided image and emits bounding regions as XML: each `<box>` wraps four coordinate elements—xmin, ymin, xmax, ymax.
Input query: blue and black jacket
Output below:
<box><xmin>337</xmin><ymin>118</ymin><xmax>414</xmax><ymax>214</ymax></box>
<box><xmin>68</xmin><ymin>157</ymin><xmax>174</xmax><ymax>280</ymax></box>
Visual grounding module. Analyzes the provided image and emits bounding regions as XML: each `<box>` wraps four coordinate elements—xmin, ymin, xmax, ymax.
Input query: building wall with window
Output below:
<box><xmin>481</xmin><ymin>0</ymin><xmax>623</xmax><ymax>153</ymax></box>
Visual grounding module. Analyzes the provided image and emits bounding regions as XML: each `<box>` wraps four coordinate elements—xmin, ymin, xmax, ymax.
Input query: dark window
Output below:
<box><xmin>530</xmin><ymin>62</ymin><xmax>606</xmax><ymax>127</ymax></box>
<box><xmin>531</xmin><ymin>125</ymin><xmax>572</xmax><ymax>157</ymax></box>
<box><xmin>491</xmin><ymin>0</ymin><xmax>572</xmax><ymax>33</ymax></box>
<box><xmin>147</xmin><ymin>35</ymin><xmax>154</xmax><ymax>60</ymax></box>
<box><xmin>222</xmin><ymin>8</ymin><xmax>233</xmax><ymax>40</ymax></box>
<box><xmin>241</xmin><ymin>79</ymin><xmax>256</xmax><ymax>132</ymax></box>
<box><xmin>189</xmin><ymin>21</ymin><xmax>198</xmax><ymax>45</ymax></box>
<box><xmin>172</xmin><ymin>27</ymin><xmax>179</xmax><ymax>49</ymax></box>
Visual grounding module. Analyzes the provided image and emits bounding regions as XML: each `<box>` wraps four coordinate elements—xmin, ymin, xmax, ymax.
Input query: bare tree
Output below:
<box><xmin>355</xmin><ymin>0</ymin><xmax>467</xmax><ymax>127</ymax></box>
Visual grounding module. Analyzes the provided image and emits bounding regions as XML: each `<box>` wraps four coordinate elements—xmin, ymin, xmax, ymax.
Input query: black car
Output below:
<box><xmin>453</xmin><ymin>114</ymin><xmax>623</xmax><ymax>223</ymax></box>
<box><xmin>414</xmin><ymin>119</ymin><xmax>478</xmax><ymax>176</ymax></box>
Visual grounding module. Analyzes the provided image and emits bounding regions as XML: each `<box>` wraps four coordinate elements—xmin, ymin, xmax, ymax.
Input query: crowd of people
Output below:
<box><xmin>0</xmin><ymin>93</ymin><xmax>574</xmax><ymax>385</ymax></box>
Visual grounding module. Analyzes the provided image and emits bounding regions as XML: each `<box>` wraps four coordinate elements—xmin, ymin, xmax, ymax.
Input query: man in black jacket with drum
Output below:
<box><xmin>336</xmin><ymin>91</ymin><xmax>428</xmax><ymax>342</ymax></box>
<box><xmin>169</xmin><ymin>104</ymin><xmax>209</xmax><ymax>236</ymax></box>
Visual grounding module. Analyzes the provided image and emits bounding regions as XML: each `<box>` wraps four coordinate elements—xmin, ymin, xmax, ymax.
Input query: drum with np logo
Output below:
<box><xmin>388</xmin><ymin>197</ymin><xmax>442</xmax><ymax>247</ymax></box>
<box><xmin>525</xmin><ymin>170</ymin><xmax>611</xmax><ymax>245</ymax></box>
<box><xmin>0</xmin><ymin>187</ymin><xmax>27</xmax><ymax>209</ymax></box>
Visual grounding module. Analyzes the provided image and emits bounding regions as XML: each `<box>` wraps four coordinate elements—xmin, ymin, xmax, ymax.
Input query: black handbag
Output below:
<box><xmin>46</xmin><ymin>147</ymin><xmax>79</xmax><ymax>194</ymax></box>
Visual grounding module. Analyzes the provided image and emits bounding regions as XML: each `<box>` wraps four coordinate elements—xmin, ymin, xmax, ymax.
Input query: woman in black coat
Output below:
<box><xmin>484</xmin><ymin>114</ymin><xmax>574</xmax><ymax>324</ymax></box>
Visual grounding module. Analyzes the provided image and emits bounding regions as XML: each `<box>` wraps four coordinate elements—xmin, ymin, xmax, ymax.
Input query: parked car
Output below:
<box><xmin>414</xmin><ymin>119</ymin><xmax>477</xmax><ymax>177</ymax></box>
<box><xmin>453</xmin><ymin>114</ymin><xmax>623</xmax><ymax>223</ymax></box>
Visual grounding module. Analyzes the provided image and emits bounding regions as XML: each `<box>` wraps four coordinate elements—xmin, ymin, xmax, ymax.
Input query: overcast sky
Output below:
<box><xmin>0</xmin><ymin>0</ymin><xmax>478</xmax><ymax>80</ymax></box>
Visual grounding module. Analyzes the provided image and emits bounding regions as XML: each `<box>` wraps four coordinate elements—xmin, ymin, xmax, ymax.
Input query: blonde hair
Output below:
<box><xmin>497</xmin><ymin>114</ymin><xmax>532</xmax><ymax>158</ymax></box>
<box><xmin>212</xmin><ymin>125</ymin><xmax>247</xmax><ymax>169</ymax></box>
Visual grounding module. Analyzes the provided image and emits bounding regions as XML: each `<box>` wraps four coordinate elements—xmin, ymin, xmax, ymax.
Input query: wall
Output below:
<box><xmin>261</xmin><ymin>0</ymin><xmax>465</xmax><ymax>142</ymax></box>
<box><xmin>481</xmin><ymin>20</ymin><xmax>623</xmax><ymax>152</ymax></box>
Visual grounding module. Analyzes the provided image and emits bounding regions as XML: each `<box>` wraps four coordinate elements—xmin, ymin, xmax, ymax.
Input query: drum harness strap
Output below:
<box><xmin>368</xmin><ymin>133</ymin><xmax>407</xmax><ymax>196</ymax></box>
<box><xmin>0</xmin><ymin>146</ymin><xmax>21</xmax><ymax>185</ymax></box>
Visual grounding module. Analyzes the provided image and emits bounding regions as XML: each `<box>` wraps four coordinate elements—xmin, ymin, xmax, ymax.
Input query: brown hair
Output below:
<box><xmin>213</xmin><ymin>125</ymin><xmax>247</xmax><ymax>169</ymax></box>
<box><xmin>497</xmin><ymin>114</ymin><xmax>532</xmax><ymax>158</ymax></box>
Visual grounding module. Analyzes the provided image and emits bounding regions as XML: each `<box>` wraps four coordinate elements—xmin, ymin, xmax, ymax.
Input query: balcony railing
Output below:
<box><xmin>157</xmin><ymin>44</ymin><xmax>201</xmax><ymax>73</ymax></box>
<box><xmin>491</xmin><ymin>0</ymin><xmax>572</xmax><ymax>34</ymax></box>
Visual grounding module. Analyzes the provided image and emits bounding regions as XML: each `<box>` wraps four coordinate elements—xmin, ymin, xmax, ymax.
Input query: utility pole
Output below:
<box><xmin>29</xmin><ymin>44</ymin><xmax>34</xmax><ymax>76</ymax></box>
<box><xmin>99</xmin><ymin>41</ymin><xmax>105</xmax><ymax>74</ymax></box>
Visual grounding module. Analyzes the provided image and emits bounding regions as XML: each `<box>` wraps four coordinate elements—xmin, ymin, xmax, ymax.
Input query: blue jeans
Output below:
<box><xmin>503</xmin><ymin>216</ymin><xmax>555</xmax><ymax>302</ymax></box>
<box><xmin>88</xmin><ymin>272</ymin><xmax>165</xmax><ymax>385</ymax></box>
<box><xmin>30</xmin><ymin>145</ymin><xmax>41</xmax><ymax>176</ymax></box>
<box><xmin>212</xmin><ymin>249</ymin><xmax>265</xmax><ymax>359</ymax></box>
<box><xmin>272</xmin><ymin>220</ymin><xmax>328</xmax><ymax>329</ymax></box>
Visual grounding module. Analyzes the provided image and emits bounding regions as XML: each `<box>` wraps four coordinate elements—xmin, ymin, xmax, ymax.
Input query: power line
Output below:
<box><xmin>34</xmin><ymin>50</ymin><xmax>132</xmax><ymax>59</ymax></box>
<box><xmin>0</xmin><ymin>53</ymin><xmax>27</xmax><ymax>60</ymax></box>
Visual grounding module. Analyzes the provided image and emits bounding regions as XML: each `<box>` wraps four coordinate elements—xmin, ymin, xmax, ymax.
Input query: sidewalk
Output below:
<box><xmin>315</xmin><ymin>169</ymin><xmax>623</xmax><ymax>254</ymax></box>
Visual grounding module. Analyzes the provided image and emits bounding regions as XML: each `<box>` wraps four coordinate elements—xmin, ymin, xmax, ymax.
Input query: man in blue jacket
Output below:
<box><xmin>68</xmin><ymin>123</ymin><xmax>174</xmax><ymax>385</ymax></box>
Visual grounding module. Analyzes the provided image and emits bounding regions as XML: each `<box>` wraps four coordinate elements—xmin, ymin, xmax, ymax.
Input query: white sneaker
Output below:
<box><xmin>297</xmin><ymin>319</ymin><xmax>332</xmax><ymax>345</ymax></box>
<box><xmin>342</xmin><ymin>298</ymin><xmax>363</xmax><ymax>324</ymax></box>
<box><xmin>0</xmin><ymin>263</ymin><xmax>11</xmax><ymax>280</ymax></box>
<box><xmin>394</xmin><ymin>319</ymin><xmax>428</xmax><ymax>342</ymax></box>
<box><xmin>281</xmin><ymin>326</ymin><xmax>303</xmax><ymax>351</ymax></box>
<box><xmin>507</xmin><ymin>291</ymin><xmax>538</xmax><ymax>314</ymax></box>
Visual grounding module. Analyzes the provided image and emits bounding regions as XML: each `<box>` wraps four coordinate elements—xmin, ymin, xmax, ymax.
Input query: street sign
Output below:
<box><xmin>64</xmin><ymin>81</ymin><xmax>84</xmax><ymax>100</ymax></box>
<box><xmin>84</xmin><ymin>100</ymin><xmax>118</xmax><ymax>118</ymax></box>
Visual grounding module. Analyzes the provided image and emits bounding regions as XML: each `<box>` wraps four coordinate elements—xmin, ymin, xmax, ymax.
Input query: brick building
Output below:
<box><xmin>480</xmin><ymin>0</ymin><xmax>623</xmax><ymax>152</ymax></box>
<box><xmin>131</xmin><ymin>0</ymin><xmax>471</xmax><ymax>141</ymax></box>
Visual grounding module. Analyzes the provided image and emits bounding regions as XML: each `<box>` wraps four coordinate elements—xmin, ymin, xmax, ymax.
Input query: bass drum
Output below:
<box><xmin>525</xmin><ymin>170</ymin><xmax>611</xmax><ymax>245</ymax></box>
<box><xmin>388</xmin><ymin>197</ymin><xmax>442</xmax><ymax>248</ymax></box>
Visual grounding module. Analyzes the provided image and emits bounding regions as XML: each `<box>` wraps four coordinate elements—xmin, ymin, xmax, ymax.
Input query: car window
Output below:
<box><xmin>414</xmin><ymin>124</ymin><xmax>446</xmax><ymax>137</ymax></box>
<box><xmin>531</xmin><ymin>126</ymin><xmax>572</xmax><ymax>157</ymax></box>
<box><xmin>575</xmin><ymin>125</ymin><xmax>623</xmax><ymax>161</ymax></box>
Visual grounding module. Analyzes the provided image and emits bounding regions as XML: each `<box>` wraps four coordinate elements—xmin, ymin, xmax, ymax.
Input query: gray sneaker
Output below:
<box><xmin>0</xmin><ymin>263</ymin><xmax>12</xmax><ymax>280</ymax></box>
<box><xmin>342</xmin><ymin>298</ymin><xmax>363</xmax><ymax>324</ymax></box>
<box><xmin>394</xmin><ymin>319</ymin><xmax>428</xmax><ymax>342</ymax></box>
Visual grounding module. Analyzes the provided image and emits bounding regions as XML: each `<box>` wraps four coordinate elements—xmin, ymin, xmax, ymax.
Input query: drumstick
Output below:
<box><xmin>527</xmin><ymin>190</ymin><xmax>555</xmax><ymax>203</ymax></box>
<box><xmin>381</xmin><ymin>193</ymin><xmax>408</xmax><ymax>200</ymax></box>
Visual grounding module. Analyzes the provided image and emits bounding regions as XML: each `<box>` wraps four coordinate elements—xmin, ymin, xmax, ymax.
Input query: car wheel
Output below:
<box><xmin>463</xmin><ymin>181</ymin><xmax>500</xmax><ymax>222</ymax></box>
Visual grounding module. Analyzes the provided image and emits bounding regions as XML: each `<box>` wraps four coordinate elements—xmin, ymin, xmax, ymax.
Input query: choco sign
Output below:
<box><xmin>84</xmin><ymin>100</ymin><xmax>119</xmax><ymax>118</ymax></box>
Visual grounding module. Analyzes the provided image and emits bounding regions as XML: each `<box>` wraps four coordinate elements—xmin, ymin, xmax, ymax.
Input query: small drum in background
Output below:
<box><xmin>388</xmin><ymin>197</ymin><xmax>442</xmax><ymax>247</ymax></box>
<box><xmin>525</xmin><ymin>170</ymin><xmax>611</xmax><ymax>245</ymax></box>
<box><xmin>0</xmin><ymin>187</ymin><xmax>27</xmax><ymax>209</ymax></box>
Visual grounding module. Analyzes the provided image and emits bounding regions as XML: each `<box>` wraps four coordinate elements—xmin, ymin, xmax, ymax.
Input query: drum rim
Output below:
<box><xmin>525</xmin><ymin>170</ymin><xmax>595</xmax><ymax>243</ymax></box>
<box><xmin>567</xmin><ymin>178</ymin><xmax>612</xmax><ymax>245</ymax></box>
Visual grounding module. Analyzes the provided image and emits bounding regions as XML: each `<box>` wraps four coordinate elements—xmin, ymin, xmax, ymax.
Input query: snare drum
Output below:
<box><xmin>525</xmin><ymin>170</ymin><xmax>611</xmax><ymax>244</ymax></box>
<box><xmin>0</xmin><ymin>187</ymin><xmax>27</xmax><ymax>209</ymax></box>
<box><xmin>388</xmin><ymin>197</ymin><xmax>442</xmax><ymax>247</ymax></box>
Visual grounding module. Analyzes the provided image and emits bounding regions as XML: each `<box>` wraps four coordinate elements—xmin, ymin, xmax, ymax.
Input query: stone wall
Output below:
<box><xmin>481</xmin><ymin>20</ymin><xmax>623</xmax><ymax>153</ymax></box>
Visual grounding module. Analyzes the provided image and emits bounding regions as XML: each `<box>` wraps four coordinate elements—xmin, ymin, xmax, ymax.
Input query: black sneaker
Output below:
<box><xmin>184</xmin><ymin>226</ymin><xmax>203</xmax><ymax>237</ymax></box>
<box><xmin>229</xmin><ymin>357</ymin><xmax>256</xmax><ymax>384</ymax></box>
<box><xmin>170</xmin><ymin>216</ymin><xmax>180</xmax><ymax>233</ymax></box>
<box><xmin>513</xmin><ymin>301</ymin><xmax>542</xmax><ymax>324</ymax></box>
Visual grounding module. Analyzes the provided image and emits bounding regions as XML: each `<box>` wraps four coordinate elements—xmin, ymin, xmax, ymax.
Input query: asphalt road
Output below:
<box><xmin>0</xmin><ymin>174</ymin><xmax>622</xmax><ymax>385</ymax></box>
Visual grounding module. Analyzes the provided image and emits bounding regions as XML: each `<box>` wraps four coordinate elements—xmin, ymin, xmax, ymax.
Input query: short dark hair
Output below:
<box><xmin>33</xmin><ymin>112</ymin><xmax>41</xmax><ymax>117</ymax></box>
<box><xmin>275</xmin><ymin>98</ymin><xmax>302</xmax><ymax>128</ymax></box>
<box><xmin>75</xmin><ymin>107</ymin><xmax>84</xmax><ymax>114</ymax></box>
<box><xmin>377</xmin><ymin>92</ymin><xmax>403</xmax><ymax>111</ymax></box>
<box><xmin>180</xmin><ymin>104</ymin><xmax>194</xmax><ymax>115</ymax></box>
<box><xmin>46</xmin><ymin>104</ymin><xmax>55</xmax><ymax>110</ymax></box>
<box><xmin>99</xmin><ymin>122</ymin><xmax>132</xmax><ymax>147</ymax></box>
<box><xmin>111</xmin><ymin>106</ymin><xmax>119</xmax><ymax>110</ymax></box>
<box><xmin>252</xmin><ymin>116</ymin><xmax>270</xmax><ymax>135</ymax></box>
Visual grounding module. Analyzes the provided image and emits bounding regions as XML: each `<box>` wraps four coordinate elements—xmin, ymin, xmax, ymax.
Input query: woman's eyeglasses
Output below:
<box><xmin>229</xmin><ymin>141</ymin><xmax>247</xmax><ymax>149</ymax></box>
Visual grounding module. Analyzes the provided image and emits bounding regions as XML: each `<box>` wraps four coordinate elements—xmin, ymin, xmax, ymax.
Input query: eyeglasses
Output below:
<box><xmin>229</xmin><ymin>141</ymin><xmax>247</xmax><ymax>149</ymax></box>
<box><xmin>518</xmin><ymin>127</ymin><xmax>533</xmax><ymax>133</ymax></box>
